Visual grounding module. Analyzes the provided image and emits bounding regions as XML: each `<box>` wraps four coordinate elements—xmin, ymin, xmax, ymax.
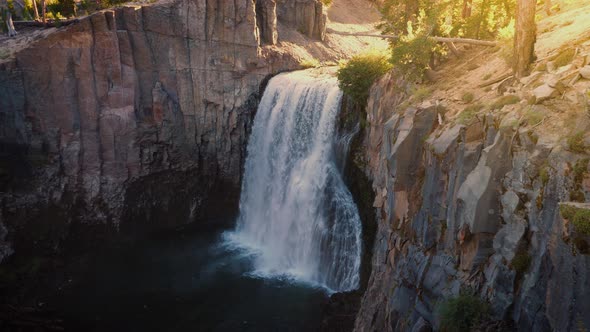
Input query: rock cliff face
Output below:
<box><xmin>277</xmin><ymin>0</ymin><xmax>327</xmax><ymax>41</ymax></box>
<box><xmin>0</xmin><ymin>0</ymin><xmax>326</xmax><ymax>261</ymax></box>
<box><xmin>354</xmin><ymin>73</ymin><xmax>590</xmax><ymax>331</ymax></box>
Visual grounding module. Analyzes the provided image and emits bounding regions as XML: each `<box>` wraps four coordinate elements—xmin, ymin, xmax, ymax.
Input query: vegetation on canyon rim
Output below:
<box><xmin>560</xmin><ymin>203</ymin><xmax>590</xmax><ymax>235</ymax></box>
<box><xmin>337</xmin><ymin>0</ymin><xmax>540</xmax><ymax>110</ymax></box>
<box><xmin>337</xmin><ymin>51</ymin><xmax>392</xmax><ymax>106</ymax></box>
<box><xmin>0</xmin><ymin>0</ymin><xmax>132</xmax><ymax>35</ymax></box>
<box><xmin>378</xmin><ymin>0</ymin><xmax>538</xmax><ymax>79</ymax></box>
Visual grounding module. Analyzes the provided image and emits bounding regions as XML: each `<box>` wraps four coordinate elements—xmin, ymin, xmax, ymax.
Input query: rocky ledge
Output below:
<box><xmin>354</xmin><ymin>72</ymin><xmax>590</xmax><ymax>331</ymax></box>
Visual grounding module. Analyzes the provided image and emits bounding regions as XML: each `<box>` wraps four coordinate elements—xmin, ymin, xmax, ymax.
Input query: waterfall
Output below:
<box><xmin>227</xmin><ymin>69</ymin><xmax>363</xmax><ymax>292</ymax></box>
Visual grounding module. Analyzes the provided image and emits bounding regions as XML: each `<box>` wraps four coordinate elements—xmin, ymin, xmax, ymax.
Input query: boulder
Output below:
<box><xmin>580</xmin><ymin>65</ymin><xmax>590</xmax><ymax>80</ymax></box>
<box><xmin>533</xmin><ymin>84</ymin><xmax>558</xmax><ymax>103</ymax></box>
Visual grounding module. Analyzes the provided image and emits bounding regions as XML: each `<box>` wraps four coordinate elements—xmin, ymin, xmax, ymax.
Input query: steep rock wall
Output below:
<box><xmin>355</xmin><ymin>73</ymin><xmax>590</xmax><ymax>331</ymax></box>
<box><xmin>0</xmin><ymin>0</ymin><xmax>326</xmax><ymax>261</ymax></box>
<box><xmin>276</xmin><ymin>0</ymin><xmax>327</xmax><ymax>41</ymax></box>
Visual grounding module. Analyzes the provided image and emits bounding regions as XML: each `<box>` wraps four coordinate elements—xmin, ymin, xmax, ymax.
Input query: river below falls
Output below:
<box><xmin>49</xmin><ymin>224</ymin><xmax>329</xmax><ymax>332</ymax></box>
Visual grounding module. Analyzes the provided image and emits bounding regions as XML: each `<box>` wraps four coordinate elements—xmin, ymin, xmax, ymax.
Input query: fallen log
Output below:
<box><xmin>326</xmin><ymin>29</ymin><xmax>497</xmax><ymax>47</ymax></box>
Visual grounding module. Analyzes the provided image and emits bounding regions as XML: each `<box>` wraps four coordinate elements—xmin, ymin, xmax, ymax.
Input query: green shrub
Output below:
<box><xmin>567</xmin><ymin>132</ymin><xmax>587</xmax><ymax>153</ymax></box>
<box><xmin>413</xmin><ymin>86</ymin><xmax>433</xmax><ymax>102</ymax></box>
<box><xmin>462</xmin><ymin>92</ymin><xmax>475</xmax><ymax>104</ymax></box>
<box><xmin>390</xmin><ymin>34</ymin><xmax>437</xmax><ymax>81</ymax></box>
<box><xmin>511</xmin><ymin>251</ymin><xmax>532</xmax><ymax>275</ymax></box>
<box><xmin>458</xmin><ymin>103</ymin><xmax>484</xmax><ymax>124</ymax></box>
<box><xmin>560</xmin><ymin>204</ymin><xmax>579</xmax><ymax>220</ymax></box>
<box><xmin>299</xmin><ymin>58</ymin><xmax>320</xmax><ymax>69</ymax></box>
<box><xmin>574</xmin><ymin>158</ymin><xmax>589</xmax><ymax>183</ymax></box>
<box><xmin>439</xmin><ymin>292</ymin><xmax>489</xmax><ymax>332</ymax></box>
<box><xmin>524</xmin><ymin>108</ymin><xmax>545</xmax><ymax>126</ymax></box>
<box><xmin>573</xmin><ymin>209</ymin><xmax>590</xmax><ymax>235</ymax></box>
<box><xmin>490</xmin><ymin>95</ymin><xmax>520</xmax><ymax>110</ymax></box>
<box><xmin>337</xmin><ymin>51</ymin><xmax>393</xmax><ymax>106</ymax></box>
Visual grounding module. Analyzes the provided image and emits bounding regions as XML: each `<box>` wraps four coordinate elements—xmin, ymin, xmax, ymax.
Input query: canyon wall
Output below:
<box><xmin>0</xmin><ymin>0</ymin><xmax>326</xmax><ymax>261</ymax></box>
<box><xmin>276</xmin><ymin>0</ymin><xmax>327</xmax><ymax>41</ymax></box>
<box><xmin>354</xmin><ymin>73</ymin><xmax>590</xmax><ymax>331</ymax></box>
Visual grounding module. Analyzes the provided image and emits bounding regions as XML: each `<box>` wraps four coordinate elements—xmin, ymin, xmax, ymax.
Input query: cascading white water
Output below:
<box><xmin>227</xmin><ymin>70</ymin><xmax>362</xmax><ymax>292</ymax></box>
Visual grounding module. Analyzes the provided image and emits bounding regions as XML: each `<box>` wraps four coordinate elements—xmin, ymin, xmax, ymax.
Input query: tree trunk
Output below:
<box><xmin>462</xmin><ymin>0</ymin><xmax>473</xmax><ymax>19</ymax></box>
<box><xmin>32</xmin><ymin>0</ymin><xmax>40</xmax><ymax>20</ymax></box>
<box><xmin>514</xmin><ymin>0</ymin><xmax>537</xmax><ymax>78</ymax></box>
<box><xmin>41</xmin><ymin>0</ymin><xmax>46</xmax><ymax>24</ymax></box>
<box><xmin>475</xmin><ymin>0</ymin><xmax>490</xmax><ymax>39</ymax></box>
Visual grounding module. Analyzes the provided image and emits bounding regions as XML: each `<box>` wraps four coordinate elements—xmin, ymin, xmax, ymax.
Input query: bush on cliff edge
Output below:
<box><xmin>337</xmin><ymin>51</ymin><xmax>393</xmax><ymax>107</ymax></box>
<box><xmin>438</xmin><ymin>291</ymin><xmax>490</xmax><ymax>332</ymax></box>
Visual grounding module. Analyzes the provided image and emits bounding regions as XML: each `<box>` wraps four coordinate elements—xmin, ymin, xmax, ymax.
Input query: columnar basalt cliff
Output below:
<box><xmin>0</xmin><ymin>0</ymin><xmax>327</xmax><ymax>261</ymax></box>
<box><xmin>276</xmin><ymin>0</ymin><xmax>327</xmax><ymax>41</ymax></box>
<box><xmin>354</xmin><ymin>73</ymin><xmax>590</xmax><ymax>331</ymax></box>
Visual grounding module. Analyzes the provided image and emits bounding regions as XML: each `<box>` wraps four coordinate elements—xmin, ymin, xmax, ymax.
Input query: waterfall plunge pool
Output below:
<box><xmin>49</xmin><ymin>225</ymin><xmax>328</xmax><ymax>331</ymax></box>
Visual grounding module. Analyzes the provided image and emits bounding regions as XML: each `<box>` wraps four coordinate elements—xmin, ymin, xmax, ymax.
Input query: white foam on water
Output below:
<box><xmin>225</xmin><ymin>70</ymin><xmax>362</xmax><ymax>293</ymax></box>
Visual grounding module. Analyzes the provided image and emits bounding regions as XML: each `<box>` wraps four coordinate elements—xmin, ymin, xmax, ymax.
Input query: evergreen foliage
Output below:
<box><xmin>439</xmin><ymin>291</ymin><xmax>490</xmax><ymax>332</ymax></box>
<box><xmin>337</xmin><ymin>51</ymin><xmax>393</xmax><ymax>107</ymax></box>
<box><xmin>378</xmin><ymin>0</ymin><xmax>516</xmax><ymax>80</ymax></box>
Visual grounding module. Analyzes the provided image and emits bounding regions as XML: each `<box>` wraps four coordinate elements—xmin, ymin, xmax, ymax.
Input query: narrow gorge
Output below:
<box><xmin>2</xmin><ymin>0</ymin><xmax>590</xmax><ymax>331</ymax></box>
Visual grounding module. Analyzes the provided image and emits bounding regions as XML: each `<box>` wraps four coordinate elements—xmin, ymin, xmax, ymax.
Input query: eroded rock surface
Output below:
<box><xmin>355</xmin><ymin>72</ymin><xmax>590</xmax><ymax>331</ymax></box>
